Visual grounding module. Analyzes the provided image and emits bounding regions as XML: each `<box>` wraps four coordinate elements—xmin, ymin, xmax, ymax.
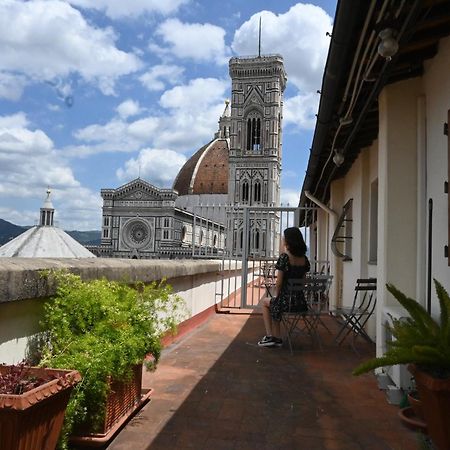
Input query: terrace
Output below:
<box><xmin>0</xmin><ymin>258</ymin><xmax>425</xmax><ymax>449</ymax></box>
<box><xmin>107</xmin><ymin>313</ymin><xmax>421</xmax><ymax>450</ymax></box>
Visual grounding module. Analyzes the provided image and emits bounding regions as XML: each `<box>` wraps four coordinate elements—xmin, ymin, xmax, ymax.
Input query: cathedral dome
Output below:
<box><xmin>173</xmin><ymin>137</ymin><xmax>229</xmax><ymax>196</ymax></box>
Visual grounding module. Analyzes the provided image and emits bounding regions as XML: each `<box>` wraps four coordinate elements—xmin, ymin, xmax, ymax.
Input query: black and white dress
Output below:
<box><xmin>269</xmin><ymin>253</ymin><xmax>310</xmax><ymax>322</ymax></box>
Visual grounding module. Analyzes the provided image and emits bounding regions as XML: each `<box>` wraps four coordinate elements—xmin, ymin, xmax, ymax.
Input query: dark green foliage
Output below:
<box><xmin>353</xmin><ymin>279</ymin><xmax>450</xmax><ymax>377</ymax></box>
<box><xmin>38</xmin><ymin>271</ymin><xmax>186</xmax><ymax>449</ymax></box>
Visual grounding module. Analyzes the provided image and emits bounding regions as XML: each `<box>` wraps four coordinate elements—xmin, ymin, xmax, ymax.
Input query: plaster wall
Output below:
<box><xmin>377</xmin><ymin>77</ymin><xmax>422</xmax><ymax>352</ymax></box>
<box><xmin>329</xmin><ymin>178</ymin><xmax>345</xmax><ymax>308</ymax></box>
<box><xmin>423</xmin><ymin>36</ymin><xmax>450</xmax><ymax>302</ymax></box>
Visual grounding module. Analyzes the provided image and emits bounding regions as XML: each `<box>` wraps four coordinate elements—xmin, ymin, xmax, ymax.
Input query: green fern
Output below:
<box><xmin>353</xmin><ymin>279</ymin><xmax>450</xmax><ymax>377</ymax></box>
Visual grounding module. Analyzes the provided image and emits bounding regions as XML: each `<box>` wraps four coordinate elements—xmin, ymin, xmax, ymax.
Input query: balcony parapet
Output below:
<box><xmin>0</xmin><ymin>258</ymin><xmax>223</xmax><ymax>303</ymax></box>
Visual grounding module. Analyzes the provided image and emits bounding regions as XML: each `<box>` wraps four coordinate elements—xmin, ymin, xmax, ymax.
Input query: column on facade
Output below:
<box><xmin>376</xmin><ymin>77</ymin><xmax>423</xmax><ymax>353</ymax></box>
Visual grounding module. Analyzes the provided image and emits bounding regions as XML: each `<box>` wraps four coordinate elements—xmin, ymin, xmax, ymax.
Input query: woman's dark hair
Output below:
<box><xmin>283</xmin><ymin>227</ymin><xmax>307</xmax><ymax>257</ymax></box>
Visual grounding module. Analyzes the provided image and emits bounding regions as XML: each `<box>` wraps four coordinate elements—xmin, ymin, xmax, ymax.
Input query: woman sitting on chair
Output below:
<box><xmin>258</xmin><ymin>227</ymin><xmax>310</xmax><ymax>347</ymax></box>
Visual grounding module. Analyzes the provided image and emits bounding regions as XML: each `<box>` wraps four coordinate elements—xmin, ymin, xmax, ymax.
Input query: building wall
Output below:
<box><xmin>327</xmin><ymin>141</ymin><xmax>378</xmax><ymax>338</ymax></box>
<box><xmin>423</xmin><ymin>35</ymin><xmax>450</xmax><ymax>306</ymax></box>
<box><xmin>327</xmin><ymin>39</ymin><xmax>450</xmax><ymax>354</ymax></box>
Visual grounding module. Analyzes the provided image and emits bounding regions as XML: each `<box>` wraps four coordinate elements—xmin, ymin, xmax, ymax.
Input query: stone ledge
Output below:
<box><xmin>0</xmin><ymin>258</ymin><xmax>227</xmax><ymax>303</ymax></box>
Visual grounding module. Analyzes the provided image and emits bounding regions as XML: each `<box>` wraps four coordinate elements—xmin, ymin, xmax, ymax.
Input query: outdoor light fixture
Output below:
<box><xmin>333</xmin><ymin>149</ymin><xmax>345</xmax><ymax>167</ymax></box>
<box><xmin>378</xmin><ymin>28</ymin><xmax>399</xmax><ymax>61</ymax></box>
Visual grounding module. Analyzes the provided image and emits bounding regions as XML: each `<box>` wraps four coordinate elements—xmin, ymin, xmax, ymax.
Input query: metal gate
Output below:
<box><xmin>192</xmin><ymin>205</ymin><xmax>319</xmax><ymax>309</ymax></box>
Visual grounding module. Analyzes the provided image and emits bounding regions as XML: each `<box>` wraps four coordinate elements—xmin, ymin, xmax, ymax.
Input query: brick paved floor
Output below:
<box><xmin>105</xmin><ymin>312</ymin><xmax>423</xmax><ymax>450</ymax></box>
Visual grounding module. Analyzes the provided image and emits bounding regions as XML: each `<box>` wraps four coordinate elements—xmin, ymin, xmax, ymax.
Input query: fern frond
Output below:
<box><xmin>386</xmin><ymin>283</ymin><xmax>439</xmax><ymax>336</ymax></box>
<box><xmin>434</xmin><ymin>279</ymin><xmax>450</xmax><ymax>343</ymax></box>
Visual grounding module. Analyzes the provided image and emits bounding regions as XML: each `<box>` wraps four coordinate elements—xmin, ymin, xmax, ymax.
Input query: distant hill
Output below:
<box><xmin>0</xmin><ymin>218</ymin><xmax>25</xmax><ymax>246</ymax></box>
<box><xmin>0</xmin><ymin>218</ymin><xmax>101</xmax><ymax>247</ymax></box>
<box><xmin>66</xmin><ymin>230</ymin><xmax>101</xmax><ymax>246</ymax></box>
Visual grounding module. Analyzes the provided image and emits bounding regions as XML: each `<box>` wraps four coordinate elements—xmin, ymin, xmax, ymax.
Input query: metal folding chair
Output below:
<box><xmin>280</xmin><ymin>277</ymin><xmax>329</xmax><ymax>353</ymax></box>
<box><xmin>330</xmin><ymin>278</ymin><xmax>377</xmax><ymax>352</ymax></box>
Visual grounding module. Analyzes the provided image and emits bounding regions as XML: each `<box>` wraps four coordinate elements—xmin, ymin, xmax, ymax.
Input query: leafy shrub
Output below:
<box><xmin>38</xmin><ymin>270</ymin><xmax>186</xmax><ymax>449</ymax></box>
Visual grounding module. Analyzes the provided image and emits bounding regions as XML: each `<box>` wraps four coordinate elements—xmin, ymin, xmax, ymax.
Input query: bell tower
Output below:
<box><xmin>227</xmin><ymin>54</ymin><xmax>287</xmax><ymax>257</ymax></box>
<box><xmin>228</xmin><ymin>55</ymin><xmax>287</xmax><ymax>207</ymax></box>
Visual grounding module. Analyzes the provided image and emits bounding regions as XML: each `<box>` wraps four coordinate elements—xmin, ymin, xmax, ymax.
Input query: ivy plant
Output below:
<box><xmin>37</xmin><ymin>270</ymin><xmax>187</xmax><ymax>449</ymax></box>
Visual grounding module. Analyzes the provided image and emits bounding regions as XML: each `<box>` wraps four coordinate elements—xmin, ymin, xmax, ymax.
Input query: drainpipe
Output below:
<box><xmin>304</xmin><ymin>191</ymin><xmax>338</xmax><ymax>217</ymax></box>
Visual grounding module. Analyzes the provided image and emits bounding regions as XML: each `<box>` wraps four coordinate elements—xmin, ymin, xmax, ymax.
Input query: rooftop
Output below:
<box><xmin>106</xmin><ymin>312</ymin><xmax>422</xmax><ymax>450</ymax></box>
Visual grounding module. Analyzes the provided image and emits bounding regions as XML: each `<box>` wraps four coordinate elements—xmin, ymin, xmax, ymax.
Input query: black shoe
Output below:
<box><xmin>273</xmin><ymin>337</ymin><xmax>283</xmax><ymax>347</ymax></box>
<box><xmin>258</xmin><ymin>335</ymin><xmax>276</xmax><ymax>347</ymax></box>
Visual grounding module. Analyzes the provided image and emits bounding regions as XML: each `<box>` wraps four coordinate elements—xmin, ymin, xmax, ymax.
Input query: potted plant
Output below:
<box><xmin>37</xmin><ymin>270</ymin><xmax>186</xmax><ymax>449</ymax></box>
<box><xmin>353</xmin><ymin>279</ymin><xmax>450</xmax><ymax>450</ymax></box>
<box><xmin>0</xmin><ymin>362</ymin><xmax>81</xmax><ymax>450</ymax></box>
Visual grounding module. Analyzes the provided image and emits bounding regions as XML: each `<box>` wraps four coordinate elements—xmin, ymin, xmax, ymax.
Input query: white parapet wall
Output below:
<box><xmin>0</xmin><ymin>257</ymin><xmax>243</xmax><ymax>364</ymax></box>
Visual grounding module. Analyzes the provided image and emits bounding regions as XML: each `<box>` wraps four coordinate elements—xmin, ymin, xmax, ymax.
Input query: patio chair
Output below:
<box><xmin>330</xmin><ymin>278</ymin><xmax>377</xmax><ymax>352</ymax></box>
<box><xmin>307</xmin><ymin>274</ymin><xmax>333</xmax><ymax>333</ymax></box>
<box><xmin>280</xmin><ymin>276</ymin><xmax>330</xmax><ymax>354</ymax></box>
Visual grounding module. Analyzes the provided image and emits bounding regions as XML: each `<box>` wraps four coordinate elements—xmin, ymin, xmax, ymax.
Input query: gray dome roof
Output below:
<box><xmin>0</xmin><ymin>226</ymin><xmax>96</xmax><ymax>258</ymax></box>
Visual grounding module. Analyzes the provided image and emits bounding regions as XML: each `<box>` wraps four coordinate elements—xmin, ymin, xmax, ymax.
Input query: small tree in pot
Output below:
<box><xmin>353</xmin><ymin>279</ymin><xmax>450</xmax><ymax>450</ymax></box>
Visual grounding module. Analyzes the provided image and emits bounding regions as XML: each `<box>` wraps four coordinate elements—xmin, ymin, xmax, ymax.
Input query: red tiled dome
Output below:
<box><xmin>173</xmin><ymin>138</ymin><xmax>229</xmax><ymax>195</ymax></box>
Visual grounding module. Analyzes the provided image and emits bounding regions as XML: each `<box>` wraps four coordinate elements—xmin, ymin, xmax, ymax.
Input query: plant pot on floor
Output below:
<box><xmin>0</xmin><ymin>365</ymin><xmax>81</xmax><ymax>450</ymax></box>
<box><xmin>407</xmin><ymin>390</ymin><xmax>424</xmax><ymax>421</ymax></box>
<box><xmin>70</xmin><ymin>364</ymin><xmax>152</xmax><ymax>446</ymax></box>
<box><xmin>409</xmin><ymin>364</ymin><xmax>450</xmax><ymax>450</ymax></box>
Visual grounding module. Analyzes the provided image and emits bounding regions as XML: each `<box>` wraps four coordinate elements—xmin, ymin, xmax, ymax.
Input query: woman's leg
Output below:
<box><xmin>261</xmin><ymin>297</ymin><xmax>273</xmax><ymax>336</ymax></box>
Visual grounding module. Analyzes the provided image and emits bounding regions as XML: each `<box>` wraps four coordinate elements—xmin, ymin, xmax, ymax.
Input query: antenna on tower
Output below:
<box><xmin>258</xmin><ymin>16</ymin><xmax>262</xmax><ymax>57</ymax></box>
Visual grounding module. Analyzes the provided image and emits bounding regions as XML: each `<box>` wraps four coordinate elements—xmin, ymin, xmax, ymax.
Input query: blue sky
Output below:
<box><xmin>0</xmin><ymin>0</ymin><xmax>336</xmax><ymax>230</ymax></box>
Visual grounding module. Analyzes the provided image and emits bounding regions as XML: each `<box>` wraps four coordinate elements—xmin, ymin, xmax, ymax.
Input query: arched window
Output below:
<box><xmin>254</xmin><ymin>181</ymin><xmax>261</xmax><ymax>202</ymax></box>
<box><xmin>246</xmin><ymin>116</ymin><xmax>261</xmax><ymax>152</ymax></box>
<box><xmin>255</xmin><ymin>230</ymin><xmax>260</xmax><ymax>250</ymax></box>
<box><xmin>242</xmin><ymin>180</ymin><xmax>249</xmax><ymax>202</ymax></box>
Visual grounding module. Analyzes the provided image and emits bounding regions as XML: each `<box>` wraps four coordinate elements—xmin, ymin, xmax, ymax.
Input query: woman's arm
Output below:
<box><xmin>274</xmin><ymin>269</ymin><xmax>284</xmax><ymax>297</ymax></box>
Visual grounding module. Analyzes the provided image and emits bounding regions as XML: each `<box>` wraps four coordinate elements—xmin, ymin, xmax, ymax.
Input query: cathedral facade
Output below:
<box><xmin>95</xmin><ymin>54</ymin><xmax>286</xmax><ymax>259</ymax></box>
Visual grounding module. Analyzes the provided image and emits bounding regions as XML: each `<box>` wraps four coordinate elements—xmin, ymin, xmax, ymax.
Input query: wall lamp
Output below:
<box><xmin>378</xmin><ymin>28</ymin><xmax>399</xmax><ymax>61</ymax></box>
<box><xmin>333</xmin><ymin>149</ymin><xmax>345</xmax><ymax>167</ymax></box>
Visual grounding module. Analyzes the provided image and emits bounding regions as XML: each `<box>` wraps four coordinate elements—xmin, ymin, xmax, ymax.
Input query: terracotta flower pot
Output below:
<box><xmin>407</xmin><ymin>390</ymin><xmax>424</xmax><ymax>421</ymax></box>
<box><xmin>70</xmin><ymin>364</ymin><xmax>152</xmax><ymax>446</ymax></box>
<box><xmin>409</xmin><ymin>364</ymin><xmax>450</xmax><ymax>450</ymax></box>
<box><xmin>0</xmin><ymin>366</ymin><xmax>81</xmax><ymax>450</ymax></box>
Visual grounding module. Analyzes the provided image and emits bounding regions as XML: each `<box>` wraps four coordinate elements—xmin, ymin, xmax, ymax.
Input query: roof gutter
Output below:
<box><xmin>299</xmin><ymin>0</ymin><xmax>366</xmax><ymax>206</ymax></box>
<box><xmin>304</xmin><ymin>191</ymin><xmax>337</xmax><ymax>217</ymax></box>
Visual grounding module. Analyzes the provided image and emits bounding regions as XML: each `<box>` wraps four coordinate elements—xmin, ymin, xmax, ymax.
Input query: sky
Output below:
<box><xmin>0</xmin><ymin>0</ymin><xmax>336</xmax><ymax>231</ymax></box>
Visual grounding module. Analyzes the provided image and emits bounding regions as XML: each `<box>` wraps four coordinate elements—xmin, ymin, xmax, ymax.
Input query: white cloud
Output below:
<box><xmin>71</xmin><ymin>77</ymin><xmax>228</xmax><ymax>156</ymax></box>
<box><xmin>232</xmin><ymin>4</ymin><xmax>332</xmax><ymax>93</ymax></box>
<box><xmin>139</xmin><ymin>64</ymin><xmax>184</xmax><ymax>92</ymax></box>
<box><xmin>284</xmin><ymin>92</ymin><xmax>319</xmax><ymax>130</ymax></box>
<box><xmin>0</xmin><ymin>72</ymin><xmax>27</xmax><ymax>101</ymax></box>
<box><xmin>280</xmin><ymin>188</ymin><xmax>300</xmax><ymax>206</ymax></box>
<box><xmin>0</xmin><ymin>0</ymin><xmax>142</xmax><ymax>96</ymax></box>
<box><xmin>117</xmin><ymin>148</ymin><xmax>187</xmax><ymax>188</ymax></box>
<box><xmin>153</xmin><ymin>19</ymin><xmax>229</xmax><ymax>64</ymax></box>
<box><xmin>67</xmin><ymin>0</ymin><xmax>188</xmax><ymax>19</ymax></box>
<box><xmin>116</xmin><ymin>99</ymin><xmax>143</xmax><ymax>119</ymax></box>
<box><xmin>127</xmin><ymin>117</ymin><xmax>160</xmax><ymax>141</ymax></box>
<box><xmin>160</xmin><ymin>78</ymin><xmax>227</xmax><ymax>111</ymax></box>
<box><xmin>0</xmin><ymin>112</ymin><xmax>28</xmax><ymax>129</ymax></box>
<box><xmin>0</xmin><ymin>113</ymin><xmax>100</xmax><ymax>229</ymax></box>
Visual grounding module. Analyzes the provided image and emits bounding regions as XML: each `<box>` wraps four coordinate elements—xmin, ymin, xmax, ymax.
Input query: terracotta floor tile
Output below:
<box><xmin>106</xmin><ymin>313</ymin><xmax>422</xmax><ymax>450</ymax></box>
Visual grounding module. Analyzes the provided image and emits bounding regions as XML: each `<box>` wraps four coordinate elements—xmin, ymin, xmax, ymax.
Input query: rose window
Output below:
<box><xmin>130</xmin><ymin>223</ymin><xmax>148</xmax><ymax>244</ymax></box>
